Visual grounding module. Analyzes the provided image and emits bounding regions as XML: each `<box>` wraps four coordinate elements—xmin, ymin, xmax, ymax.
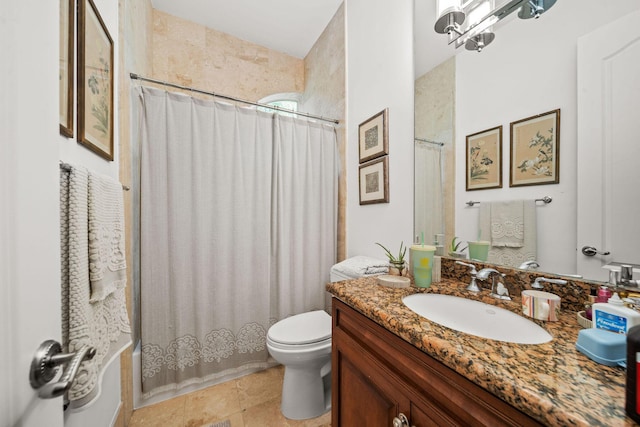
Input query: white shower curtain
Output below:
<box><xmin>414</xmin><ymin>142</ymin><xmax>444</xmax><ymax>245</ymax></box>
<box><xmin>137</xmin><ymin>87</ymin><xmax>338</xmax><ymax>396</ymax></box>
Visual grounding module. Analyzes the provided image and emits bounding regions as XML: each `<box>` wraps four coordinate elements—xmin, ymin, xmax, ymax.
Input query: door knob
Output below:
<box><xmin>581</xmin><ymin>246</ymin><xmax>611</xmax><ymax>257</ymax></box>
<box><xmin>393</xmin><ymin>413</ymin><xmax>416</xmax><ymax>427</ymax></box>
<box><xmin>29</xmin><ymin>340</ymin><xmax>96</xmax><ymax>399</ymax></box>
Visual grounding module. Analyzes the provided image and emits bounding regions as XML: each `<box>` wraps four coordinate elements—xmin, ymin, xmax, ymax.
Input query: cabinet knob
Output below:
<box><xmin>393</xmin><ymin>413</ymin><xmax>409</xmax><ymax>427</ymax></box>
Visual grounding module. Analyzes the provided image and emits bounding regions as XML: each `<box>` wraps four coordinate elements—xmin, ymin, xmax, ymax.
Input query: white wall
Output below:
<box><xmin>345</xmin><ymin>0</ymin><xmax>415</xmax><ymax>258</ymax></box>
<box><xmin>455</xmin><ymin>0</ymin><xmax>640</xmax><ymax>274</ymax></box>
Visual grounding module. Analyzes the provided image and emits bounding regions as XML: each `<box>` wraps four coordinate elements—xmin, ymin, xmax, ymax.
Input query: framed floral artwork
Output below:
<box><xmin>465</xmin><ymin>126</ymin><xmax>502</xmax><ymax>191</ymax></box>
<box><xmin>77</xmin><ymin>0</ymin><xmax>114</xmax><ymax>161</ymax></box>
<box><xmin>59</xmin><ymin>0</ymin><xmax>74</xmax><ymax>138</ymax></box>
<box><xmin>510</xmin><ymin>109</ymin><xmax>560</xmax><ymax>187</ymax></box>
<box><xmin>359</xmin><ymin>156</ymin><xmax>389</xmax><ymax>204</ymax></box>
<box><xmin>358</xmin><ymin>108</ymin><xmax>389</xmax><ymax>163</ymax></box>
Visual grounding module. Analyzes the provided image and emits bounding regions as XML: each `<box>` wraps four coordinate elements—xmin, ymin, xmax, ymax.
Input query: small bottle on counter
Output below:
<box><xmin>434</xmin><ymin>234</ymin><xmax>445</xmax><ymax>257</ymax></box>
<box><xmin>593</xmin><ymin>293</ymin><xmax>640</xmax><ymax>334</ymax></box>
<box><xmin>584</xmin><ymin>287</ymin><xmax>597</xmax><ymax>321</ymax></box>
<box><xmin>626</xmin><ymin>324</ymin><xmax>640</xmax><ymax>423</ymax></box>
<box><xmin>596</xmin><ymin>285</ymin><xmax>612</xmax><ymax>303</ymax></box>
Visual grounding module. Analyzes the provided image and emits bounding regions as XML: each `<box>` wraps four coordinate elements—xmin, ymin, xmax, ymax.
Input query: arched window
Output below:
<box><xmin>258</xmin><ymin>93</ymin><xmax>301</xmax><ymax>118</ymax></box>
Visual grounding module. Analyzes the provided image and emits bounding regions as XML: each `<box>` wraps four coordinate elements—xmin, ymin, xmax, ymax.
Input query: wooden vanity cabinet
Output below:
<box><xmin>331</xmin><ymin>299</ymin><xmax>543</xmax><ymax>427</ymax></box>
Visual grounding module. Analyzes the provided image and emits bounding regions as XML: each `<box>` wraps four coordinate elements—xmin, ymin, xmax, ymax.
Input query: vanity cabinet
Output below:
<box><xmin>331</xmin><ymin>298</ymin><xmax>543</xmax><ymax>427</ymax></box>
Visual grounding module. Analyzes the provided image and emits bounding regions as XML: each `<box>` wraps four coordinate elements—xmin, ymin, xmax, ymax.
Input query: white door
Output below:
<box><xmin>0</xmin><ymin>2</ymin><xmax>65</xmax><ymax>426</ymax></box>
<box><xmin>577</xmin><ymin>10</ymin><xmax>640</xmax><ymax>281</ymax></box>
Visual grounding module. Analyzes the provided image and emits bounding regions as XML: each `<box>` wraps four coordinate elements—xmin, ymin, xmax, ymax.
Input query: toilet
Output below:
<box><xmin>267</xmin><ymin>256</ymin><xmax>387</xmax><ymax>420</ymax></box>
<box><xmin>267</xmin><ymin>310</ymin><xmax>332</xmax><ymax>420</ymax></box>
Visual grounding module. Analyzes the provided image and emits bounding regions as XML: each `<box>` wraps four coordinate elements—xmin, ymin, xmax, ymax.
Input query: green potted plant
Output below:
<box><xmin>376</xmin><ymin>242</ymin><xmax>407</xmax><ymax>275</ymax></box>
<box><xmin>448</xmin><ymin>237</ymin><xmax>467</xmax><ymax>259</ymax></box>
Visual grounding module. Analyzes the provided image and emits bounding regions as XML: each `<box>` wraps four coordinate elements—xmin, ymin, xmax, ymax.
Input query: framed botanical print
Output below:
<box><xmin>510</xmin><ymin>109</ymin><xmax>560</xmax><ymax>187</ymax></box>
<box><xmin>359</xmin><ymin>156</ymin><xmax>389</xmax><ymax>205</ymax></box>
<box><xmin>466</xmin><ymin>126</ymin><xmax>502</xmax><ymax>191</ymax></box>
<box><xmin>358</xmin><ymin>109</ymin><xmax>389</xmax><ymax>163</ymax></box>
<box><xmin>59</xmin><ymin>0</ymin><xmax>74</xmax><ymax>137</ymax></box>
<box><xmin>77</xmin><ymin>0</ymin><xmax>114</xmax><ymax>161</ymax></box>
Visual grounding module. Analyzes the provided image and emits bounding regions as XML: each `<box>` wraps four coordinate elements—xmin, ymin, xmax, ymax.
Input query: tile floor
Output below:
<box><xmin>129</xmin><ymin>365</ymin><xmax>331</xmax><ymax>427</ymax></box>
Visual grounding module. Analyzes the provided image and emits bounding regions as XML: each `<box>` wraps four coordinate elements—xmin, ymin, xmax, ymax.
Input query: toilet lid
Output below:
<box><xmin>268</xmin><ymin>310</ymin><xmax>332</xmax><ymax>345</ymax></box>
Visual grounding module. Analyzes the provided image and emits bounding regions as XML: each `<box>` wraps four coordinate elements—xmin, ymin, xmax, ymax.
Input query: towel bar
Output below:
<box><xmin>466</xmin><ymin>196</ymin><xmax>552</xmax><ymax>207</ymax></box>
<box><xmin>59</xmin><ymin>161</ymin><xmax>130</xmax><ymax>191</ymax></box>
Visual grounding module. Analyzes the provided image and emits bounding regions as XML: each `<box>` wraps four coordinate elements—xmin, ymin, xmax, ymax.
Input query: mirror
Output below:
<box><xmin>414</xmin><ymin>0</ymin><xmax>640</xmax><ymax>281</ymax></box>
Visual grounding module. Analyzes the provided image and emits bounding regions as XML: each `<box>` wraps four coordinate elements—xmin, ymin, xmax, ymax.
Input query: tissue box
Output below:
<box><xmin>575</xmin><ymin>328</ymin><xmax>626</xmax><ymax>367</ymax></box>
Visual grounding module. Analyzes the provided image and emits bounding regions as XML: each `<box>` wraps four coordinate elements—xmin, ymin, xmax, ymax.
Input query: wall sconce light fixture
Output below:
<box><xmin>434</xmin><ymin>0</ymin><xmax>556</xmax><ymax>52</ymax></box>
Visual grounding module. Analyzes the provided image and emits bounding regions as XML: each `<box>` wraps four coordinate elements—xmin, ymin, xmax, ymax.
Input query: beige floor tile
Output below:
<box><xmin>185</xmin><ymin>410</ymin><xmax>243</xmax><ymax>427</ymax></box>
<box><xmin>242</xmin><ymin>396</ymin><xmax>330</xmax><ymax>427</ymax></box>
<box><xmin>183</xmin><ymin>380</ymin><xmax>242</xmax><ymax>427</ymax></box>
<box><xmin>129</xmin><ymin>394</ymin><xmax>186</xmax><ymax>427</ymax></box>
<box><xmin>129</xmin><ymin>366</ymin><xmax>331</xmax><ymax>427</ymax></box>
<box><xmin>235</xmin><ymin>365</ymin><xmax>284</xmax><ymax>410</ymax></box>
<box><xmin>241</xmin><ymin>397</ymin><xmax>288</xmax><ymax>427</ymax></box>
<box><xmin>227</xmin><ymin>411</ymin><xmax>245</xmax><ymax>427</ymax></box>
<box><xmin>301</xmin><ymin>410</ymin><xmax>331</xmax><ymax>427</ymax></box>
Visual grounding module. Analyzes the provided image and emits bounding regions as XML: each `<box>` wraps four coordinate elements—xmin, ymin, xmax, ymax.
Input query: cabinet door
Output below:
<box><xmin>410</xmin><ymin>400</ymin><xmax>458</xmax><ymax>427</ymax></box>
<box><xmin>336</xmin><ymin>354</ymin><xmax>404</xmax><ymax>427</ymax></box>
<box><xmin>332</xmin><ymin>310</ymin><xmax>411</xmax><ymax>426</ymax></box>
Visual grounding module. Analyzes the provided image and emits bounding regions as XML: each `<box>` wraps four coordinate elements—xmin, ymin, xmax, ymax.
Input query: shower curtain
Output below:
<box><xmin>137</xmin><ymin>87</ymin><xmax>338</xmax><ymax>396</ymax></box>
<box><xmin>414</xmin><ymin>141</ymin><xmax>444</xmax><ymax>245</ymax></box>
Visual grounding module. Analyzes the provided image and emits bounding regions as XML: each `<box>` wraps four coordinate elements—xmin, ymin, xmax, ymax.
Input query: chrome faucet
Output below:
<box><xmin>455</xmin><ymin>261</ymin><xmax>480</xmax><ymax>292</ymax></box>
<box><xmin>519</xmin><ymin>260</ymin><xmax>540</xmax><ymax>270</ymax></box>
<box><xmin>531</xmin><ymin>277</ymin><xmax>567</xmax><ymax>289</ymax></box>
<box><xmin>477</xmin><ymin>268</ymin><xmax>509</xmax><ymax>300</ymax></box>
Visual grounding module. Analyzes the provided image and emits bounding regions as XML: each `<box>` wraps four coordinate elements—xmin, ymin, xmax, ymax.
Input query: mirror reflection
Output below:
<box><xmin>414</xmin><ymin>0</ymin><xmax>640</xmax><ymax>282</ymax></box>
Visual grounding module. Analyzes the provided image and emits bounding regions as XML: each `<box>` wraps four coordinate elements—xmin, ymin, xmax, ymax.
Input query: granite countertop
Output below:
<box><xmin>327</xmin><ymin>276</ymin><xmax>637</xmax><ymax>427</ymax></box>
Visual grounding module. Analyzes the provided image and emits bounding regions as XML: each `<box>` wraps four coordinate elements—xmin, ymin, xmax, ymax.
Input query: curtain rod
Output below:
<box><xmin>130</xmin><ymin>73</ymin><xmax>340</xmax><ymax>125</ymax></box>
<box><xmin>59</xmin><ymin>162</ymin><xmax>130</xmax><ymax>191</ymax></box>
<box><xmin>415</xmin><ymin>137</ymin><xmax>444</xmax><ymax>146</ymax></box>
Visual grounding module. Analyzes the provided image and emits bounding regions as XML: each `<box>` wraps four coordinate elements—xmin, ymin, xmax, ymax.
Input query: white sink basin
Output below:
<box><xmin>402</xmin><ymin>293</ymin><xmax>552</xmax><ymax>345</ymax></box>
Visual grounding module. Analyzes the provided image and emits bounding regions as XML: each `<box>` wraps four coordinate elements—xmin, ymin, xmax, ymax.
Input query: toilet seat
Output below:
<box><xmin>267</xmin><ymin>310</ymin><xmax>331</xmax><ymax>346</ymax></box>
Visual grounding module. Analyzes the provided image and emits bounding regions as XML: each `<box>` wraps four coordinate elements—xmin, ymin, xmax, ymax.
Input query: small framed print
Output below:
<box><xmin>59</xmin><ymin>0</ymin><xmax>74</xmax><ymax>138</ymax></box>
<box><xmin>358</xmin><ymin>108</ymin><xmax>389</xmax><ymax>163</ymax></box>
<box><xmin>78</xmin><ymin>0</ymin><xmax>114</xmax><ymax>161</ymax></box>
<box><xmin>359</xmin><ymin>157</ymin><xmax>389</xmax><ymax>205</ymax></box>
<box><xmin>466</xmin><ymin>126</ymin><xmax>502</xmax><ymax>191</ymax></box>
<box><xmin>510</xmin><ymin>109</ymin><xmax>560</xmax><ymax>187</ymax></box>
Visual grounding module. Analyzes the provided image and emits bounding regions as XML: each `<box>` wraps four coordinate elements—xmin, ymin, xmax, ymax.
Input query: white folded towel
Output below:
<box><xmin>88</xmin><ymin>171</ymin><xmax>127</xmax><ymax>302</ymax></box>
<box><xmin>490</xmin><ymin>200</ymin><xmax>524</xmax><ymax>248</ymax></box>
<box><xmin>61</xmin><ymin>164</ymin><xmax>131</xmax><ymax>410</ymax></box>
<box><xmin>479</xmin><ymin>200</ymin><xmax>537</xmax><ymax>268</ymax></box>
<box><xmin>331</xmin><ymin>255</ymin><xmax>389</xmax><ymax>277</ymax></box>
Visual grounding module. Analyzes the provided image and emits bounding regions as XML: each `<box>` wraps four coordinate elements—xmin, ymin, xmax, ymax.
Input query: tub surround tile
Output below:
<box><xmin>326</xmin><ymin>272</ymin><xmax>634</xmax><ymax>426</ymax></box>
<box><xmin>152</xmin><ymin>9</ymin><xmax>304</xmax><ymax>103</ymax></box>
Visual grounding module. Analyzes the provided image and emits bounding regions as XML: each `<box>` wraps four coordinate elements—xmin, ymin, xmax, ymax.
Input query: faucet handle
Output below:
<box><xmin>456</xmin><ymin>261</ymin><xmax>482</xmax><ymax>292</ymax></box>
<box><xmin>532</xmin><ymin>277</ymin><xmax>567</xmax><ymax>289</ymax></box>
<box><xmin>455</xmin><ymin>261</ymin><xmax>477</xmax><ymax>275</ymax></box>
